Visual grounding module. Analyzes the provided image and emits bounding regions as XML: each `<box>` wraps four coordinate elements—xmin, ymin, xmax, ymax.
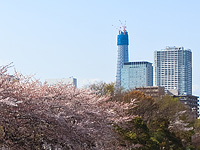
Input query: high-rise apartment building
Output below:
<box><xmin>121</xmin><ymin>61</ymin><xmax>153</xmax><ymax>90</ymax></box>
<box><xmin>154</xmin><ymin>46</ymin><xmax>192</xmax><ymax>95</ymax></box>
<box><xmin>116</xmin><ymin>29</ymin><xmax>129</xmax><ymax>88</ymax></box>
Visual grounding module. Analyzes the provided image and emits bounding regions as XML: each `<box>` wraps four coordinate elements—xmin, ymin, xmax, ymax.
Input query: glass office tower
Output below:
<box><xmin>154</xmin><ymin>46</ymin><xmax>192</xmax><ymax>95</ymax></box>
<box><xmin>121</xmin><ymin>61</ymin><xmax>153</xmax><ymax>90</ymax></box>
<box><xmin>116</xmin><ymin>30</ymin><xmax>129</xmax><ymax>88</ymax></box>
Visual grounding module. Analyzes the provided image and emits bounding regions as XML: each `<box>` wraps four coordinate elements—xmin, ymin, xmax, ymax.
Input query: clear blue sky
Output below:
<box><xmin>0</xmin><ymin>0</ymin><xmax>200</xmax><ymax>96</ymax></box>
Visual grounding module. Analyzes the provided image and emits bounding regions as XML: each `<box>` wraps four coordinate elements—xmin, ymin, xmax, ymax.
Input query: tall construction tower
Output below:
<box><xmin>116</xmin><ymin>26</ymin><xmax>129</xmax><ymax>89</ymax></box>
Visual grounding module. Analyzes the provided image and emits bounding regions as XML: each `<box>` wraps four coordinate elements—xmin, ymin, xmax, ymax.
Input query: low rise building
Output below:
<box><xmin>135</xmin><ymin>86</ymin><xmax>165</xmax><ymax>99</ymax></box>
<box><xmin>172</xmin><ymin>95</ymin><xmax>199</xmax><ymax>118</ymax></box>
<box><xmin>45</xmin><ymin>77</ymin><xmax>77</xmax><ymax>88</ymax></box>
<box><xmin>135</xmin><ymin>86</ymin><xmax>199</xmax><ymax>118</ymax></box>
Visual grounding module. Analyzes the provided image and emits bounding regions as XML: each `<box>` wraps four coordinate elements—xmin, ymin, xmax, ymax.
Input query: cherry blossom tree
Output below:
<box><xmin>0</xmin><ymin>65</ymin><xmax>135</xmax><ymax>150</ymax></box>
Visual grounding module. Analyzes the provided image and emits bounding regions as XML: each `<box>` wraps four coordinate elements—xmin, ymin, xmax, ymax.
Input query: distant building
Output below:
<box><xmin>45</xmin><ymin>78</ymin><xmax>77</xmax><ymax>88</ymax></box>
<box><xmin>172</xmin><ymin>95</ymin><xmax>199</xmax><ymax>118</ymax></box>
<box><xmin>135</xmin><ymin>86</ymin><xmax>165</xmax><ymax>99</ymax></box>
<box><xmin>154</xmin><ymin>46</ymin><xmax>192</xmax><ymax>95</ymax></box>
<box><xmin>116</xmin><ymin>28</ymin><xmax>129</xmax><ymax>89</ymax></box>
<box><xmin>199</xmin><ymin>106</ymin><xmax>200</xmax><ymax>119</ymax></box>
<box><xmin>121</xmin><ymin>61</ymin><xmax>153</xmax><ymax>90</ymax></box>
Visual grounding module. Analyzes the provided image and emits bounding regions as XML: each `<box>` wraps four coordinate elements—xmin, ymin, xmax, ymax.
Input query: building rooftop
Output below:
<box><xmin>158</xmin><ymin>46</ymin><xmax>191</xmax><ymax>51</ymax></box>
<box><xmin>124</xmin><ymin>61</ymin><xmax>152</xmax><ymax>65</ymax></box>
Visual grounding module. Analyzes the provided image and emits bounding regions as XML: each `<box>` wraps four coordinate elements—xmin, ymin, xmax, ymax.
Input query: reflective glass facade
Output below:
<box><xmin>121</xmin><ymin>61</ymin><xmax>153</xmax><ymax>90</ymax></box>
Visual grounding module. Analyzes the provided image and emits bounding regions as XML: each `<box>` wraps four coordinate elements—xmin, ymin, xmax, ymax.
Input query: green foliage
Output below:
<box><xmin>194</xmin><ymin>119</ymin><xmax>200</xmax><ymax>133</ymax></box>
<box><xmin>88</xmin><ymin>81</ymin><xmax>115</xmax><ymax>96</ymax></box>
<box><xmin>123</xmin><ymin>90</ymin><xmax>153</xmax><ymax>103</ymax></box>
<box><xmin>125</xmin><ymin>131</ymin><xmax>137</xmax><ymax>140</ymax></box>
<box><xmin>179</xmin><ymin>114</ymin><xmax>188</xmax><ymax>121</ymax></box>
<box><xmin>123</xmin><ymin>90</ymin><xmax>157</xmax><ymax>121</ymax></box>
<box><xmin>114</xmin><ymin>117</ymin><xmax>160</xmax><ymax>149</ymax></box>
<box><xmin>113</xmin><ymin>91</ymin><xmax>197</xmax><ymax>149</ymax></box>
<box><xmin>130</xmin><ymin>117</ymin><xmax>149</xmax><ymax>133</ymax></box>
<box><xmin>192</xmin><ymin>119</ymin><xmax>200</xmax><ymax>149</ymax></box>
<box><xmin>0</xmin><ymin>126</ymin><xmax>5</xmax><ymax>140</ymax></box>
<box><xmin>155</xmin><ymin>95</ymin><xmax>187</xmax><ymax>120</ymax></box>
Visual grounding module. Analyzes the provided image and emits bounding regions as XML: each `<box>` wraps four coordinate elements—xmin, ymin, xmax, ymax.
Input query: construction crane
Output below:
<box><xmin>112</xmin><ymin>24</ymin><xmax>121</xmax><ymax>34</ymax></box>
<box><xmin>113</xmin><ymin>20</ymin><xmax>127</xmax><ymax>35</ymax></box>
<box><xmin>119</xmin><ymin>20</ymin><xmax>127</xmax><ymax>35</ymax></box>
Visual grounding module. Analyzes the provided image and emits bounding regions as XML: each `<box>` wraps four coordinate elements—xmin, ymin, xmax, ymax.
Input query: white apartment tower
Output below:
<box><xmin>154</xmin><ymin>46</ymin><xmax>192</xmax><ymax>95</ymax></box>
